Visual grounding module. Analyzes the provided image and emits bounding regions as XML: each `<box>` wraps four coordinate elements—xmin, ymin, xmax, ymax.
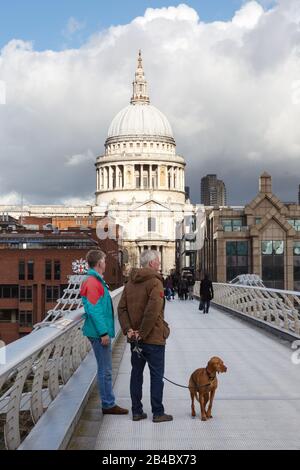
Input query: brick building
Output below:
<box><xmin>0</xmin><ymin>229</ymin><xmax>123</xmax><ymax>344</ymax></box>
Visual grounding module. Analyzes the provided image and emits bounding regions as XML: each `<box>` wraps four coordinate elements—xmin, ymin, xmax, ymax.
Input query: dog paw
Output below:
<box><xmin>201</xmin><ymin>416</ymin><xmax>207</xmax><ymax>421</ymax></box>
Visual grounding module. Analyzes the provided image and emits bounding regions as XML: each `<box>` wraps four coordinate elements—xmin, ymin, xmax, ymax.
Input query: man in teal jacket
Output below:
<box><xmin>80</xmin><ymin>249</ymin><xmax>128</xmax><ymax>415</ymax></box>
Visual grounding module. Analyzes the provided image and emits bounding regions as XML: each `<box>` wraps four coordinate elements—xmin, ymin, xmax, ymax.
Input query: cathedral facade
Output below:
<box><xmin>0</xmin><ymin>52</ymin><xmax>199</xmax><ymax>275</ymax></box>
<box><xmin>93</xmin><ymin>51</ymin><xmax>195</xmax><ymax>274</ymax></box>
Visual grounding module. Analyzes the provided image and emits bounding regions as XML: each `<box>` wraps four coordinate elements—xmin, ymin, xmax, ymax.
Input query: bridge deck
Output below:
<box><xmin>94</xmin><ymin>299</ymin><xmax>300</xmax><ymax>450</ymax></box>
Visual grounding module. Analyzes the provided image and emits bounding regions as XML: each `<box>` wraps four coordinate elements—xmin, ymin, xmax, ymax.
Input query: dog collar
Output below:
<box><xmin>206</xmin><ymin>367</ymin><xmax>216</xmax><ymax>381</ymax></box>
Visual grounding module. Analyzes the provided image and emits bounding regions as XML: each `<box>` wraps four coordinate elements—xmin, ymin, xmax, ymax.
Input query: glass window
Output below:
<box><xmin>27</xmin><ymin>261</ymin><xmax>34</xmax><ymax>280</ymax></box>
<box><xmin>294</xmin><ymin>242</ymin><xmax>300</xmax><ymax>256</ymax></box>
<box><xmin>0</xmin><ymin>310</ymin><xmax>14</xmax><ymax>322</ymax></box>
<box><xmin>262</xmin><ymin>241</ymin><xmax>273</xmax><ymax>255</ymax></box>
<box><xmin>19</xmin><ymin>311</ymin><xmax>33</xmax><ymax>327</ymax></box>
<box><xmin>288</xmin><ymin>219</ymin><xmax>300</xmax><ymax>231</ymax></box>
<box><xmin>148</xmin><ymin>218</ymin><xmax>156</xmax><ymax>233</ymax></box>
<box><xmin>45</xmin><ymin>260</ymin><xmax>52</xmax><ymax>280</ymax></box>
<box><xmin>237</xmin><ymin>241</ymin><xmax>248</xmax><ymax>256</ymax></box>
<box><xmin>232</xmin><ymin>219</ymin><xmax>242</xmax><ymax>231</ymax></box>
<box><xmin>54</xmin><ymin>261</ymin><xmax>61</xmax><ymax>281</ymax></box>
<box><xmin>226</xmin><ymin>242</ymin><xmax>237</xmax><ymax>256</ymax></box>
<box><xmin>273</xmin><ymin>241</ymin><xmax>284</xmax><ymax>255</ymax></box>
<box><xmin>19</xmin><ymin>260</ymin><xmax>25</xmax><ymax>281</ymax></box>
<box><xmin>20</xmin><ymin>286</ymin><xmax>32</xmax><ymax>302</ymax></box>
<box><xmin>255</xmin><ymin>218</ymin><xmax>262</xmax><ymax>225</ymax></box>
<box><xmin>46</xmin><ymin>286</ymin><xmax>60</xmax><ymax>302</ymax></box>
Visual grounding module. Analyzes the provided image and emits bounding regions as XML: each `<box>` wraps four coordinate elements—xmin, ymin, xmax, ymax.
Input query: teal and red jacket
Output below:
<box><xmin>80</xmin><ymin>269</ymin><xmax>115</xmax><ymax>339</ymax></box>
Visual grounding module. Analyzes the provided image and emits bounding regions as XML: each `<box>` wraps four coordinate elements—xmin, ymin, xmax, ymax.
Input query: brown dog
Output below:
<box><xmin>189</xmin><ymin>357</ymin><xmax>227</xmax><ymax>421</ymax></box>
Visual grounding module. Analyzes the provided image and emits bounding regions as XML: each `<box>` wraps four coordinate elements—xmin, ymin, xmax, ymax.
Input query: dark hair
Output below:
<box><xmin>86</xmin><ymin>250</ymin><xmax>106</xmax><ymax>268</ymax></box>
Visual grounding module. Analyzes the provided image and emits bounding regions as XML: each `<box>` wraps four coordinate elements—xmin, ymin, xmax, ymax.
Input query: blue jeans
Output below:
<box><xmin>130</xmin><ymin>343</ymin><xmax>165</xmax><ymax>417</ymax></box>
<box><xmin>89</xmin><ymin>338</ymin><xmax>115</xmax><ymax>409</ymax></box>
<box><xmin>203</xmin><ymin>300</ymin><xmax>210</xmax><ymax>313</ymax></box>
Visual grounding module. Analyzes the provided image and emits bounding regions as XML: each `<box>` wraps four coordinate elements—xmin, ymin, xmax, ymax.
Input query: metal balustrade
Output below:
<box><xmin>0</xmin><ymin>275</ymin><xmax>123</xmax><ymax>450</ymax></box>
<box><xmin>195</xmin><ymin>281</ymin><xmax>300</xmax><ymax>336</ymax></box>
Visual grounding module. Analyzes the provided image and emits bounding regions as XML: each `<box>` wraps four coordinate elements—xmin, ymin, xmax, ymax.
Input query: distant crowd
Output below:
<box><xmin>162</xmin><ymin>273</ymin><xmax>195</xmax><ymax>301</ymax></box>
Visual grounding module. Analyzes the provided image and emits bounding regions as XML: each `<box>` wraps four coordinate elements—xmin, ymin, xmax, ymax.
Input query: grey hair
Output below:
<box><xmin>140</xmin><ymin>250</ymin><xmax>159</xmax><ymax>268</ymax></box>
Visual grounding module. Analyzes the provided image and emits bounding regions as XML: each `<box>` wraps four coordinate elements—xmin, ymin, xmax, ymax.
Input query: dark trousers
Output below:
<box><xmin>130</xmin><ymin>343</ymin><xmax>165</xmax><ymax>417</ymax></box>
<box><xmin>203</xmin><ymin>300</ymin><xmax>210</xmax><ymax>313</ymax></box>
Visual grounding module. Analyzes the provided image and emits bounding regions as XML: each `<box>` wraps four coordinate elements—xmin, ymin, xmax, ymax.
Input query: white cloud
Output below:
<box><xmin>0</xmin><ymin>1</ymin><xmax>300</xmax><ymax>205</ymax></box>
<box><xmin>65</xmin><ymin>149</ymin><xmax>95</xmax><ymax>166</ymax></box>
<box><xmin>0</xmin><ymin>192</ymin><xmax>24</xmax><ymax>205</ymax></box>
<box><xmin>232</xmin><ymin>1</ymin><xmax>264</xmax><ymax>29</ymax></box>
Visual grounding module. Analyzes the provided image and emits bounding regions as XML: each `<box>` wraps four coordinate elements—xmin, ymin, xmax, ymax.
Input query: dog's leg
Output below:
<box><xmin>206</xmin><ymin>389</ymin><xmax>216</xmax><ymax>419</ymax></box>
<box><xmin>203</xmin><ymin>392</ymin><xmax>209</xmax><ymax>415</ymax></box>
<box><xmin>190</xmin><ymin>390</ymin><xmax>196</xmax><ymax>417</ymax></box>
<box><xmin>199</xmin><ymin>395</ymin><xmax>207</xmax><ymax>421</ymax></box>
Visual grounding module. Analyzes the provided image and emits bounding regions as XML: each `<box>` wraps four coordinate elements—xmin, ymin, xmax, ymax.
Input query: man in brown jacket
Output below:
<box><xmin>118</xmin><ymin>250</ymin><xmax>173</xmax><ymax>423</ymax></box>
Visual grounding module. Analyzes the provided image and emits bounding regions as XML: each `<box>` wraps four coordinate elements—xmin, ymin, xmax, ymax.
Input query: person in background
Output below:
<box><xmin>200</xmin><ymin>273</ymin><xmax>214</xmax><ymax>314</ymax></box>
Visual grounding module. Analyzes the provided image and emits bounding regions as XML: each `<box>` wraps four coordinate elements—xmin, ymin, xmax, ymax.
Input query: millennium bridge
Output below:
<box><xmin>1</xmin><ymin>277</ymin><xmax>300</xmax><ymax>451</ymax></box>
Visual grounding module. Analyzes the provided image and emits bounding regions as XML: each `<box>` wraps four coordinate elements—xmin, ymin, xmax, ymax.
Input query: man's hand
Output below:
<box><xmin>127</xmin><ymin>329</ymin><xmax>135</xmax><ymax>340</ymax></box>
<box><xmin>101</xmin><ymin>335</ymin><xmax>110</xmax><ymax>346</ymax></box>
<box><xmin>134</xmin><ymin>331</ymin><xmax>142</xmax><ymax>341</ymax></box>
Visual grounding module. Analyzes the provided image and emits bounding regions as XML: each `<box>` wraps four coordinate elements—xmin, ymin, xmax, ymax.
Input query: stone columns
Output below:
<box><xmin>140</xmin><ymin>164</ymin><xmax>144</xmax><ymax>189</ymax></box>
<box><xmin>149</xmin><ymin>165</ymin><xmax>153</xmax><ymax>189</ymax></box>
<box><xmin>109</xmin><ymin>166</ymin><xmax>113</xmax><ymax>190</ymax></box>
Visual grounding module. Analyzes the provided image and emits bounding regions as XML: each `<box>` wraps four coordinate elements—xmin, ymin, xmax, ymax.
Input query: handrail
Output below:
<box><xmin>194</xmin><ymin>281</ymin><xmax>300</xmax><ymax>336</ymax></box>
<box><xmin>0</xmin><ymin>275</ymin><xmax>124</xmax><ymax>450</ymax></box>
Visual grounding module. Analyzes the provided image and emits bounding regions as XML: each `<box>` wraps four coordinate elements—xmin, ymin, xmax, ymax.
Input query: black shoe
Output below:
<box><xmin>132</xmin><ymin>412</ymin><xmax>147</xmax><ymax>421</ymax></box>
<box><xmin>153</xmin><ymin>414</ymin><xmax>173</xmax><ymax>423</ymax></box>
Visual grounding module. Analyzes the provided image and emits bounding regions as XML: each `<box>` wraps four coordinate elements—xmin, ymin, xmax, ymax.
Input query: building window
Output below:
<box><xmin>19</xmin><ymin>311</ymin><xmax>33</xmax><ymax>327</ymax></box>
<box><xmin>294</xmin><ymin>242</ymin><xmax>300</xmax><ymax>291</ymax></box>
<box><xmin>19</xmin><ymin>261</ymin><xmax>25</xmax><ymax>280</ymax></box>
<box><xmin>46</xmin><ymin>286</ymin><xmax>60</xmax><ymax>302</ymax></box>
<box><xmin>135</xmin><ymin>170</ymin><xmax>140</xmax><ymax>189</ymax></box>
<box><xmin>27</xmin><ymin>261</ymin><xmax>34</xmax><ymax>280</ymax></box>
<box><xmin>222</xmin><ymin>219</ymin><xmax>242</xmax><ymax>232</ymax></box>
<box><xmin>288</xmin><ymin>219</ymin><xmax>300</xmax><ymax>231</ymax></box>
<box><xmin>20</xmin><ymin>286</ymin><xmax>33</xmax><ymax>302</ymax></box>
<box><xmin>60</xmin><ymin>285</ymin><xmax>68</xmax><ymax>297</ymax></box>
<box><xmin>0</xmin><ymin>309</ymin><xmax>17</xmax><ymax>323</ymax></box>
<box><xmin>45</xmin><ymin>260</ymin><xmax>52</xmax><ymax>280</ymax></box>
<box><xmin>143</xmin><ymin>171</ymin><xmax>149</xmax><ymax>189</ymax></box>
<box><xmin>255</xmin><ymin>218</ymin><xmax>262</xmax><ymax>225</ymax></box>
<box><xmin>54</xmin><ymin>261</ymin><xmax>61</xmax><ymax>280</ymax></box>
<box><xmin>0</xmin><ymin>285</ymin><xmax>18</xmax><ymax>298</ymax></box>
<box><xmin>148</xmin><ymin>218</ymin><xmax>156</xmax><ymax>233</ymax></box>
<box><xmin>261</xmin><ymin>240</ymin><xmax>284</xmax><ymax>255</ymax></box>
<box><xmin>261</xmin><ymin>240</ymin><xmax>284</xmax><ymax>289</ymax></box>
<box><xmin>226</xmin><ymin>241</ymin><xmax>249</xmax><ymax>281</ymax></box>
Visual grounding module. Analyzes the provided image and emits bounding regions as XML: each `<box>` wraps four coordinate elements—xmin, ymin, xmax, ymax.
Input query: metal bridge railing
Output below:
<box><xmin>194</xmin><ymin>281</ymin><xmax>300</xmax><ymax>336</ymax></box>
<box><xmin>0</xmin><ymin>275</ymin><xmax>124</xmax><ymax>450</ymax></box>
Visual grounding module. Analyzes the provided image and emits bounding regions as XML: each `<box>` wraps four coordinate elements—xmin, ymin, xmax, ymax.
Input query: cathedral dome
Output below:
<box><xmin>106</xmin><ymin>50</ymin><xmax>174</xmax><ymax>143</ymax></box>
<box><xmin>108</xmin><ymin>104</ymin><xmax>173</xmax><ymax>139</ymax></box>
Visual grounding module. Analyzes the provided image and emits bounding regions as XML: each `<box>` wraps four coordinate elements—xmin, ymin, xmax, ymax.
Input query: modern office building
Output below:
<box><xmin>201</xmin><ymin>174</ymin><xmax>227</xmax><ymax>206</ymax></box>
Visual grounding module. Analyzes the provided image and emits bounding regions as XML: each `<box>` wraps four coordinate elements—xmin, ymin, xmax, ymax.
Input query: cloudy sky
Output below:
<box><xmin>0</xmin><ymin>0</ymin><xmax>299</xmax><ymax>206</ymax></box>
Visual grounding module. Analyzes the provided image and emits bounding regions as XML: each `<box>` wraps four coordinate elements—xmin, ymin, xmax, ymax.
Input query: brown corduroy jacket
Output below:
<box><xmin>117</xmin><ymin>267</ymin><xmax>170</xmax><ymax>345</ymax></box>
